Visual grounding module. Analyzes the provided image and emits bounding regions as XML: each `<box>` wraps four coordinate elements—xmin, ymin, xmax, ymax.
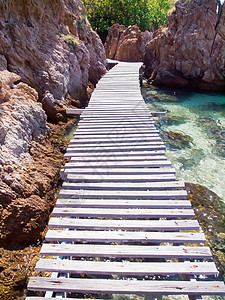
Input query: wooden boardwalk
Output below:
<box><xmin>27</xmin><ymin>62</ymin><xmax>225</xmax><ymax>299</ymax></box>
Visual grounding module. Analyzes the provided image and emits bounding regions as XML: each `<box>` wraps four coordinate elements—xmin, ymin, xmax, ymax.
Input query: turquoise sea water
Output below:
<box><xmin>142</xmin><ymin>84</ymin><xmax>225</xmax><ymax>203</ymax></box>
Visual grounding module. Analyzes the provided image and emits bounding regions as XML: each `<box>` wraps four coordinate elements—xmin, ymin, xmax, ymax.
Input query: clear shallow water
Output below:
<box><xmin>142</xmin><ymin>84</ymin><xmax>225</xmax><ymax>202</ymax></box>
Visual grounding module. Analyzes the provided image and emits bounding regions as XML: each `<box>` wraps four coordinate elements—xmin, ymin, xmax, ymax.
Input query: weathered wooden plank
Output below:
<box><xmin>70</xmin><ymin>138</ymin><xmax>163</xmax><ymax>146</ymax></box>
<box><xmin>74</xmin><ymin>132</ymin><xmax>160</xmax><ymax>138</ymax></box>
<box><xmin>79</xmin><ymin>119</ymin><xmax>154</xmax><ymax>124</ymax></box>
<box><xmin>65</xmin><ymin>150</ymin><xmax>165</xmax><ymax>158</ymax></box>
<box><xmin>66</xmin><ymin>108</ymin><xmax>84</xmax><ymax>115</ymax></box>
<box><xmin>74</xmin><ymin>129</ymin><xmax>160</xmax><ymax>135</ymax></box>
<box><xmin>63</xmin><ymin>160</ymin><xmax>171</xmax><ymax>169</ymax></box>
<box><xmin>73</xmin><ymin>133</ymin><xmax>161</xmax><ymax>139</ymax></box>
<box><xmin>81</xmin><ymin>112</ymin><xmax>152</xmax><ymax>116</ymax></box>
<box><xmin>48</xmin><ymin>218</ymin><xmax>199</xmax><ymax>231</ymax></box>
<box><xmin>45</xmin><ymin>230</ymin><xmax>205</xmax><ymax>243</ymax></box>
<box><xmin>66</xmin><ymin>145</ymin><xmax>167</xmax><ymax>152</ymax></box>
<box><xmin>62</xmin><ymin>181</ymin><xmax>185</xmax><ymax>191</ymax></box>
<box><xmin>69</xmin><ymin>138</ymin><xmax>162</xmax><ymax>145</ymax></box>
<box><xmin>27</xmin><ymin>277</ymin><xmax>225</xmax><ymax>295</ymax></box>
<box><xmin>55</xmin><ymin>199</ymin><xmax>191</xmax><ymax>209</ymax></box>
<box><xmin>69</xmin><ymin>155</ymin><xmax>167</xmax><ymax>162</ymax></box>
<box><xmin>40</xmin><ymin>244</ymin><xmax>210</xmax><ymax>259</ymax></box>
<box><xmin>73</xmin><ymin>134</ymin><xmax>160</xmax><ymax>141</ymax></box>
<box><xmin>36</xmin><ymin>259</ymin><xmax>218</xmax><ymax>276</ymax></box>
<box><xmin>62</xmin><ymin>167</ymin><xmax>176</xmax><ymax>175</ymax></box>
<box><xmin>52</xmin><ymin>207</ymin><xmax>193</xmax><ymax>218</ymax></box>
<box><xmin>59</xmin><ymin>189</ymin><xmax>187</xmax><ymax>200</ymax></box>
<box><xmin>68</xmin><ymin>142</ymin><xmax>164</xmax><ymax>148</ymax></box>
<box><xmin>65</xmin><ymin>174</ymin><xmax>176</xmax><ymax>182</ymax></box>
<box><xmin>75</xmin><ymin>128</ymin><xmax>158</xmax><ymax>133</ymax></box>
<box><xmin>78</xmin><ymin>124</ymin><xmax>156</xmax><ymax>129</ymax></box>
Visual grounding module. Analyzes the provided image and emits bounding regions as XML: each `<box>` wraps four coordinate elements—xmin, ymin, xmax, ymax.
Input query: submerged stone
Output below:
<box><xmin>160</xmin><ymin>130</ymin><xmax>193</xmax><ymax>150</ymax></box>
<box><xmin>186</xmin><ymin>182</ymin><xmax>225</xmax><ymax>280</ymax></box>
<box><xmin>196</xmin><ymin>116</ymin><xmax>225</xmax><ymax>158</ymax></box>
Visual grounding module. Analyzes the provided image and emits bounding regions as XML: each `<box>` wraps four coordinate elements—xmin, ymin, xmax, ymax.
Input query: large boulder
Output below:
<box><xmin>144</xmin><ymin>0</ymin><xmax>225</xmax><ymax>91</ymax></box>
<box><xmin>105</xmin><ymin>24</ymin><xmax>152</xmax><ymax>62</ymax></box>
<box><xmin>0</xmin><ymin>70</ymin><xmax>52</xmax><ymax>248</ymax></box>
<box><xmin>0</xmin><ymin>0</ymin><xmax>107</xmax><ymax>122</ymax></box>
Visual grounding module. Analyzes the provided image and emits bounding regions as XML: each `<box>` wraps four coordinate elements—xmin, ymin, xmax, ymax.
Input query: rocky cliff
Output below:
<box><xmin>144</xmin><ymin>0</ymin><xmax>225</xmax><ymax>90</ymax></box>
<box><xmin>0</xmin><ymin>0</ymin><xmax>107</xmax><ymax>249</ymax></box>
<box><xmin>0</xmin><ymin>0</ymin><xmax>107</xmax><ymax>123</ymax></box>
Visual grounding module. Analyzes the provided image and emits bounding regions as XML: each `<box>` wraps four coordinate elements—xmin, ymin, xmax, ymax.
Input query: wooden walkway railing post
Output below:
<box><xmin>26</xmin><ymin>61</ymin><xmax>225</xmax><ymax>299</ymax></box>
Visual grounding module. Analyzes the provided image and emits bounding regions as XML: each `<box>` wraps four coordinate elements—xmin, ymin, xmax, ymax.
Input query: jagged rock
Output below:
<box><xmin>217</xmin><ymin>3</ymin><xmax>225</xmax><ymax>39</ymax></box>
<box><xmin>104</xmin><ymin>24</ymin><xmax>127</xmax><ymax>60</ymax></box>
<box><xmin>144</xmin><ymin>0</ymin><xmax>225</xmax><ymax>91</ymax></box>
<box><xmin>105</xmin><ymin>24</ymin><xmax>152</xmax><ymax>62</ymax></box>
<box><xmin>0</xmin><ymin>0</ymin><xmax>107</xmax><ymax>121</ymax></box>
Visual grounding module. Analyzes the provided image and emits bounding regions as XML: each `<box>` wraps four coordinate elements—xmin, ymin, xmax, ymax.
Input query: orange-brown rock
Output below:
<box><xmin>105</xmin><ymin>24</ymin><xmax>152</xmax><ymax>62</ymax></box>
<box><xmin>0</xmin><ymin>70</ymin><xmax>68</xmax><ymax>249</ymax></box>
<box><xmin>0</xmin><ymin>0</ymin><xmax>107</xmax><ymax>122</ymax></box>
<box><xmin>144</xmin><ymin>0</ymin><xmax>225</xmax><ymax>91</ymax></box>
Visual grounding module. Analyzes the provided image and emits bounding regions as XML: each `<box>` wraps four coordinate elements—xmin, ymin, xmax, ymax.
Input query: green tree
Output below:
<box><xmin>82</xmin><ymin>0</ymin><xmax>172</xmax><ymax>33</ymax></box>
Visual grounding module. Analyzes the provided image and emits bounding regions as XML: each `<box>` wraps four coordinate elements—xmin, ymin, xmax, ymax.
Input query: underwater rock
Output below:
<box><xmin>186</xmin><ymin>182</ymin><xmax>225</xmax><ymax>279</ymax></box>
<box><xmin>156</xmin><ymin>115</ymin><xmax>186</xmax><ymax>127</ymax></box>
<box><xmin>176</xmin><ymin>148</ymin><xmax>205</xmax><ymax>170</ymax></box>
<box><xmin>160</xmin><ymin>130</ymin><xmax>193</xmax><ymax>150</ymax></box>
<box><xmin>196</xmin><ymin>116</ymin><xmax>225</xmax><ymax>157</ymax></box>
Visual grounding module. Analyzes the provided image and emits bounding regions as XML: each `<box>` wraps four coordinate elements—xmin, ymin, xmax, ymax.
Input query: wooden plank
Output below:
<box><xmin>27</xmin><ymin>277</ymin><xmax>225</xmax><ymax>295</ymax></box>
<box><xmin>76</xmin><ymin>127</ymin><xmax>157</xmax><ymax>132</ymax></box>
<box><xmin>62</xmin><ymin>181</ymin><xmax>185</xmax><ymax>191</ymax></box>
<box><xmin>69</xmin><ymin>138</ymin><xmax>163</xmax><ymax>145</ymax></box>
<box><xmin>70</xmin><ymin>139</ymin><xmax>163</xmax><ymax>146</ymax></box>
<box><xmin>66</xmin><ymin>145</ymin><xmax>167</xmax><ymax>152</ymax></box>
<box><xmin>73</xmin><ymin>134</ymin><xmax>162</xmax><ymax>139</ymax></box>
<box><xmin>48</xmin><ymin>218</ymin><xmax>199</xmax><ymax>231</ymax></box>
<box><xmin>67</xmin><ymin>155</ymin><xmax>167</xmax><ymax>163</ymax></box>
<box><xmin>40</xmin><ymin>244</ymin><xmax>211</xmax><ymax>259</ymax></box>
<box><xmin>73</xmin><ymin>133</ymin><xmax>160</xmax><ymax>139</ymax></box>
<box><xmin>80</xmin><ymin>112</ymin><xmax>151</xmax><ymax>116</ymax></box>
<box><xmin>68</xmin><ymin>142</ymin><xmax>164</xmax><ymax>148</ymax></box>
<box><xmin>45</xmin><ymin>230</ymin><xmax>205</xmax><ymax>243</ymax></box>
<box><xmin>55</xmin><ymin>199</ymin><xmax>191</xmax><ymax>209</ymax></box>
<box><xmin>63</xmin><ymin>160</ymin><xmax>171</xmax><ymax>169</ymax></box>
<box><xmin>66</xmin><ymin>108</ymin><xmax>84</xmax><ymax>115</ymax></box>
<box><xmin>59</xmin><ymin>189</ymin><xmax>187</xmax><ymax>200</ymax></box>
<box><xmin>68</xmin><ymin>155</ymin><xmax>167</xmax><ymax>161</ymax></box>
<box><xmin>36</xmin><ymin>259</ymin><xmax>218</xmax><ymax>276</ymax></box>
<box><xmin>74</xmin><ymin>129</ymin><xmax>160</xmax><ymax>134</ymax></box>
<box><xmin>62</xmin><ymin>167</ymin><xmax>176</xmax><ymax>175</ymax></box>
<box><xmin>65</xmin><ymin>174</ymin><xmax>176</xmax><ymax>182</ymax></box>
<box><xmin>52</xmin><ymin>207</ymin><xmax>193</xmax><ymax>218</ymax></box>
<box><xmin>65</xmin><ymin>150</ymin><xmax>165</xmax><ymax>158</ymax></box>
<box><xmin>79</xmin><ymin>119</ymin><xmax>154</xmax><ymax>124</ymax></box>
<box><xmin>78</xmin><ymin>124</ymin><xmax>156</xmax><ymax>129</ymax></box>
<box><xmin>74</xmin><ymin>132</ymin><xmax>160</xmax><ymax>137</ymax></box>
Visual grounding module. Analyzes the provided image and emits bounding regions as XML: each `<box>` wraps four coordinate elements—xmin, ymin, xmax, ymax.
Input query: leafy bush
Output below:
<box><xmin>82</xmin><ymin>0</ymin><xmax>172</xmax><ymax>32</ymax></box>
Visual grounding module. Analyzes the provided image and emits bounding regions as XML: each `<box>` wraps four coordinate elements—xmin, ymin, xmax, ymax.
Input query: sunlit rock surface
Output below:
<box><xmin>0</xmin><ymin>0</ymin><xmax>107</xmax><ymax>122</ymax></box>
<box><xmin>144</xmin><ymin>0</ymin><xmax>225</xmax><ymax>91</ymax></box>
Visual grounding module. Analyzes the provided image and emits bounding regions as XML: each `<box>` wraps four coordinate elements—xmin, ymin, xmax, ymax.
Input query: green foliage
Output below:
<box><xmin>57</xmin><ymin>33</ymin><xmax>80</xmax><ymax>49</ymax></box>
<box><xmin>81</xmin><ymin>0</ymin><xmax>172</xmax><ymax>33</ymax></box>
